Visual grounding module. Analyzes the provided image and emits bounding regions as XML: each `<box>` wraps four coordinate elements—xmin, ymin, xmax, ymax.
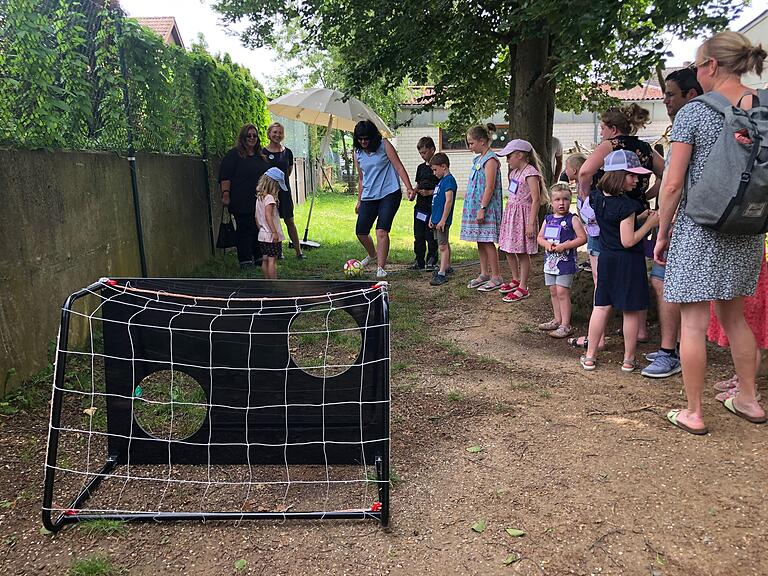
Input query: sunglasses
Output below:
<box><xmin>246</xmin><ymin>133</ymin><xmax>258</xmax><ymax>138</ymax></box>
<box><xmin>687</xmin><ymin>57</ymin><xmax>711</xmax><ymax>71</ymax></box>
<box><xmin>358</xmin><ymin>136</ymin><xmax>370</xmax><ymax>141</ymax></box>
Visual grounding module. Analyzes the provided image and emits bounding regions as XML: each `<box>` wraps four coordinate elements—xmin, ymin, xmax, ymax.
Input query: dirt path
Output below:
<box><xmin>1</xmin><ymin>265</ymin><xmax>766</xmax><ymax>575</ymax></box>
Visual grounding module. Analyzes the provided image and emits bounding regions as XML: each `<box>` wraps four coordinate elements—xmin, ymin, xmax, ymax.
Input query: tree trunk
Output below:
<box><xmin>508</xmin><ymin>33</ymin><xmax>556</xmax><ymax>185</ymax></box>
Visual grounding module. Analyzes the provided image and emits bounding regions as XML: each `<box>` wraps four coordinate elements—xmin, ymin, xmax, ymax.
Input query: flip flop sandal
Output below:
<box><xmin>502</xmin><ymin>287</ymin><xmax>529</xmax><ymax>302</ymax></box>
<box><xmin>621</xmin><ymin>359</ymin><xmax>640</xmax><ymax>373</ymax></box>
<box><xmin>477</xmin><ymin>280</ymin><xmax>503</xmax><ymax>292</ymax></box>
<box><xmin>568</xmin><ymin>336</ymin><xmax>588</xmax><ymax>349</ymax></box>
<box><xmin>667</xmin><ymin>409</ymin><xmax>709</xmax><ymax>435</ymax></box>
<box><xmin>467</xmin><ymin>275</ymin><xmax>490</xmax><ymax>289</ymax></box>
<box><xmin>723</xmin><ymin>397</ymin><xmax>768</xmax><ymax>424</ymax></box>
<box><xmin>499</xmin><ymin>280</ymin><xmax>520</xmax><ymax>294</ymax></box>
<box><xmin>713</xmin><ymin>375</ymin><xmax>739</xmax><ymax>392</ymax></box>
<box><xmin>580</xmin><ymin>355</ymin><xmax>597</xmax><ymax>371</ymax></box>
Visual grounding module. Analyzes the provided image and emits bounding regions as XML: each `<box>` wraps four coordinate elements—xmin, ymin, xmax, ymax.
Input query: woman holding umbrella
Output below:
<box><xmin>353</xmin><ymin>120</ymin><xmax>416</xmax><ymax>278</ymax></box>
<box><xmin>219</xmin><ymin>124</ymin><xmax>270</xmax><ymax>268</ymax></box>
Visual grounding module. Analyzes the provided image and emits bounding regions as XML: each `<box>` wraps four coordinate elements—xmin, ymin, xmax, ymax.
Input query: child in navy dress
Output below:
<box><xmin>537</xmin><ymin>183</ymin><xmax>587</xmax><ymax>339</ymax></box>
<box><xmin>580</xmin><ymin>150</ymin><xmax>659</xmax><ymax>372</ymax></box>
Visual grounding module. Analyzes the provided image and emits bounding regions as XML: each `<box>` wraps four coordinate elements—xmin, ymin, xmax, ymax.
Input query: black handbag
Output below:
<box><xmin>216</xmin><ymin>208</ymin><xmax>237</xmax><ymax>249</ymax></box>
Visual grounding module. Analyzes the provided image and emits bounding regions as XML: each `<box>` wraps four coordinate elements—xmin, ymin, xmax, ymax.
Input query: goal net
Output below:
<box><xmin>42</xmin><ymin>277</ymin><xmax>390</xmax><ymax>531</ymax></box>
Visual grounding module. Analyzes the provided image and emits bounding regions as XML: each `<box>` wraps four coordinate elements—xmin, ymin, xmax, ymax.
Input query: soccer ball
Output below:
<box><xmin>343</xmin><ymin>259</ymin><xmax>364</xmax><ymax>278</ymax></box>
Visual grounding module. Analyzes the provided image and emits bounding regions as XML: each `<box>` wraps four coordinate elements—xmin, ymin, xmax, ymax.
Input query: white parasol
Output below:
<box><xmin>268</xmin><ymin>88</ymin><xmax>394</xmax><ymax>248</ymax></box>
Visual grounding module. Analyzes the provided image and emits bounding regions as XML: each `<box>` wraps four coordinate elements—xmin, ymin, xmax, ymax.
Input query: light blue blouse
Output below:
<box><xmin>356</xmin><ymin>142</ymin><xmax>400</xmax><ymax>200</ymax></box>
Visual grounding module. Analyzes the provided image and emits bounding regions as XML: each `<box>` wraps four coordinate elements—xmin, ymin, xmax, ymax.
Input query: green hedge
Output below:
<box><xmin>0</xmin><ymin>0</ymin><xmax>269</xmax><ymax>155</ymax></box>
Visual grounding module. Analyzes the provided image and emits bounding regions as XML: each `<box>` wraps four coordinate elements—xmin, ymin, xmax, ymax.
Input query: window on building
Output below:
<box><xmin>440</xmin><ymin>125</ymin><xmax>512</xmax><ymax>151</ymax></box>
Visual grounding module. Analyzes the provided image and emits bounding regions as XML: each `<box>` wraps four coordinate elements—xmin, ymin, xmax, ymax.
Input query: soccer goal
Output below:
<box><xmin>42</xmin><ymin>277</ymin><xmax>390</xmax><ymax>532</ymax></box>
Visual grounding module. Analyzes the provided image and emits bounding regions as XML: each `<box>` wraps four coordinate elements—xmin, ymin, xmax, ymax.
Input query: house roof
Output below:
<box><xmin>738</xmin><ymin>9</ymin><xmax>768</xmax><ymax>34</ymax></box>
<box><xmin>135</xmin><ymin>16</ymin><xmax>185</xmax><ymax>49</ymax></box>
<box><xmin>400</xmin><ymin>83</ymin><xmax>663</xmax><ymax>107</ymax></box>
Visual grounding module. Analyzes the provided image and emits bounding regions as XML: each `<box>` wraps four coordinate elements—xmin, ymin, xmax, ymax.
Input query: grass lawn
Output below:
<box><xmin>199</xmin><ymin>191</ymin><xmax>478</xmax><ymax>280</ymax></box>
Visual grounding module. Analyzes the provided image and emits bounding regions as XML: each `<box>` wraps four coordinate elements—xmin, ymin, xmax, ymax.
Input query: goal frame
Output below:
<box><xmin>42</xmin><ymin>277</ymin><xmax>390</xmax><ymax>532</ymax></box>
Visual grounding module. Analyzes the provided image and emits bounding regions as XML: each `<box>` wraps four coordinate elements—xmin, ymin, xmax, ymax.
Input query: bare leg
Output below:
<box><xmin>477</xmin><ymin>242</ymin><xmax>489</xmax><ymax>278</ymax></box>
<box><xmin>439</xmin><ymin>243</ymin><xmax>451</xmax><ymax>274</ymax></box>
<box><xmin>505</xmin><ymin>252</ymin><xmax>519</xmax><ymax>283</ymax></box>
<box><xmin>478</xmin><ymin>242</ymin><xmax>501</xmax><ymax>280</ymax></box>
<box><xmin>675</xmin><ymin>301</ymin><xmax>710</xmax><ymax>430</ymax></box>
<box><xmin>262</xmin><ymin>256</ymin><xmax>277</xmax><ymax>279</ymax></box>
<box><xmin>585</xmin><ymin>304</ymin><xmax>612</xmax><ymax>361</ymax></box>
<box><xmin>283</xmin><ymin>217</ymin><xmax>303</xmax><ymax>256</ymax></box>
<box><xmin>622</xmin><ymin>310</ymin><xmax>640</xmax><ymax>362</ymax></box>
<box><xmin>357</xmin><ymin>234</ymin><xmax>377</xmax><ymax>260</ymax></box>
<box><xmin>375</xmin><ymin>229</ymin><xmax>390</xmax><ymax>269</ymax></box>
<box><xmin>715</xmin><ymin>298</ymin><xmax>765</xmax><ymax>419</ymax></box>
<box><xmin>586</xmin><ymin>254</ymin><xmax>607</xmax><ymax>348</ymax></box>
<box><xmin>518</xmin><ymin>253</ymin><xmax>531</xmax><ymax>290</ymax></box>
<box><xmin>638</xmin><ymin>309</ymin><xmax>648</xmax><ymax>341</ymax></box>
<box><xmin>557</xmin><ymin>285</ymin><xmax>572</xmax><ymax>328</ymax></box>
<box><xmin>549</xmin><ymin>285</ymin><xmax>561</xmax><ymax>324</ymax></box>
<box><xmin>652</xmin><ymin>277</ymin><xmax>680</xmax><ymax>350</ymax></box>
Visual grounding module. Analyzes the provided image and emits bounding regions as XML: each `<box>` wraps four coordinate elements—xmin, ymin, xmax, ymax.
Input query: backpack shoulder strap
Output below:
<box><xmin>692</xmin><ymin>92</ymin><xmax>732</xmax><ymax>113</ymax></box>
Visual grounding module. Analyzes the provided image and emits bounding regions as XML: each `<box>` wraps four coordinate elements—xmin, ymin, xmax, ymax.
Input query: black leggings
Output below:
<box><xmin>232</xmin><ymin>212</ymin><xmax>262</xmax><ymax>264</ymax></box>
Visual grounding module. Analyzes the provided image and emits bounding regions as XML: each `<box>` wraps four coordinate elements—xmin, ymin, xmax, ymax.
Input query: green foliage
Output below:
<box><xmin>68</xmin><ymin>555</ymin><xmax>124</xmax><ymax>576</ymax></box>
<box><xmin>77</xmin><ymin>520</ymin><xmax>128</xmax><ymax>536</ymax></box>
<box><xmin>0</xmin><ymin>1</ymin><xmax>269</xmax><ymax>155</ymax></box>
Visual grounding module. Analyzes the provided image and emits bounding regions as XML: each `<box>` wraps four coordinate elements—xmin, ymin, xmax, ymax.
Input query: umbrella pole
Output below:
<box><xmin>301</xmin><ymin>115</ymin><xmax>335</xmax><ymax>248</ymax></box>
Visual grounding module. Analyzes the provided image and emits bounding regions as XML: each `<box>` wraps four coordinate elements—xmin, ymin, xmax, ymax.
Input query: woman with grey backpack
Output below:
<box><xmin>655</xmin><ymin>31</ymin><xmax>767</xmax><ymax>435</ymax></box>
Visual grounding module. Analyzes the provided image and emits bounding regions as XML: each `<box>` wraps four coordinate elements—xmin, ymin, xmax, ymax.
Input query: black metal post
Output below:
<box><xmin>115</xmin><ymin>12</ymin><xmax>148</xmax><ymax>277</ymax></box>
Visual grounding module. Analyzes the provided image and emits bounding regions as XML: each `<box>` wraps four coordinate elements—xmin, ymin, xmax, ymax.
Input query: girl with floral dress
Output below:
<box><xmin>496</xmin><ymin>139</ymin><xmax>544</xmax><ymax>302</ymax></box>
<box><xmin>461</xmin><ymin>124</ymin><xmax>504</xmax><ymax>291</ymax></box>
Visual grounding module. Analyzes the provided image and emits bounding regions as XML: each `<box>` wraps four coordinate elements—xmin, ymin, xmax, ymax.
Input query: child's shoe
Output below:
<box><xmin>376</xmin><ymin>267</ymin><xmax>388</xmax><ymax>278</ymax></box>
<box><xmin>549</xmin><ymin>325</ymin><xmax>572</xmax><ymax>338</ymax></box>
<box><xmin>502</xmin><ymin>287</ymin><xmax>529</xmax><ymax>302</ymax></box>
<box><xmin>537</xmin><ymin>320</ymin><xmax>560</xmax><ymax>331</ymax></box>
<box><xmin>499</xmin><ymin>280</ymin><xmax>520</xmax><ymax>294</ymax></box>
<box><xmin>430</xmin><ymin>273</ymin><xmax>448</xmax><ymax>286</ymax></box>
<box><xmin>360</xmin><ymin>256</ymin><xmax>372</xmax><ymax>267</ymax></box>
<box><xmin>713</xmin><ymin>375</ymin><xmax>739</xmax><ymax>392</ymax></box>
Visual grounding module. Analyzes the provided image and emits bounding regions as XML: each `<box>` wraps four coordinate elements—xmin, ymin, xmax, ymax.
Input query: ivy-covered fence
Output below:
<box><xmin>0</xmin><ymin>0</ymin><xmax>270</xmax><ymax>155</ymax></box>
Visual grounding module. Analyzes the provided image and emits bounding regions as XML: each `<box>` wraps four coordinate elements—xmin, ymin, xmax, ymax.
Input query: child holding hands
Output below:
<box><xmin>427</xmin><ymin>153</ymin><xmax>456</xmax><ymax>286</ymax></box>
<box><xmin>537</xmin><ymin>183</ymin><xmax>587</xmax><ymax>338</ymax></box>
<box><xmin>580</xmin><ymin>151</ymin><xmax>659</xmax><ymax>372</ymax></box>
<box><xmin>254</xmin><ymin>167</ymin><xmax>288</xmax><ymax>279</ymax></box>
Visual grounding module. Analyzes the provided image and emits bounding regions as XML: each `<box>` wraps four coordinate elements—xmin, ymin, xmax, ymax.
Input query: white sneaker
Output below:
<box><xmin>376</xmin><ymin>267</ymin><xmax>387</xmax><ymax>278</ymax></box>
<box><xmin>360</xmin><ymin>256</ymin><xmax>372</xmax><ymax>267</ymax></box>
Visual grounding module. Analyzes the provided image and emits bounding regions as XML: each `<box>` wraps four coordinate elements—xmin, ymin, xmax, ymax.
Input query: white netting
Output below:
<box><xmin>43</xmin><ymin>279</ymin><xmax>390</xmax><ymax>524</ymax></box>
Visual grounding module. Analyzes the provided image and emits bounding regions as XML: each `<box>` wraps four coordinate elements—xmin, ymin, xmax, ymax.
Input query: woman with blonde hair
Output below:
<box><xmin>654</xmin><ymin>31</ymin><xmax>767</xmax><ymax>434</ymax></box>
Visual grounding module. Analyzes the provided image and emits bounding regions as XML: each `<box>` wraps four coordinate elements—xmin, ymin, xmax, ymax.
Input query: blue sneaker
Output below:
<box><xmin>641</xmin><ymin>351</ymin><xmax>682</xmax><ymax>378</ymax></box>
<box><xmin>645</xmin><ymin>350</ymin><xmax>663</xmax><ymax>361</ymax></box>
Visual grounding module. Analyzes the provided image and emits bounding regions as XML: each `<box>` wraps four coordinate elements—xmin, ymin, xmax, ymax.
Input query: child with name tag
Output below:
<box><xmin>427</xmin><ymin>153</ymin><xmax>456</xmax><ymax>286</ymax></box>
<box><xmin>537</xmin><ymin>183</ymin><xmax>587</xmax><ymax>338</ymax></box>
<box><xmin>409</xmin><ymin>137</ymin><xmax>439</xmax><ymax>270</ymax></box>
<box><xmin>580</xmin><ymin>150</ymin><xmax>659</xmax><ymax>372</ymax></box>
<box><xmin>497</xmin><ymin>139</ymin><xmax>544</xmax><ymax>302</ymax></box>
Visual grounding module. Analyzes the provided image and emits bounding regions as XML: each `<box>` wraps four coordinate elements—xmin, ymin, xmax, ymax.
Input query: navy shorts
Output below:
<box><xmin>356</xmin><ymin>190</ymin><xmax>402</xmax><ymax>235</ymax></box>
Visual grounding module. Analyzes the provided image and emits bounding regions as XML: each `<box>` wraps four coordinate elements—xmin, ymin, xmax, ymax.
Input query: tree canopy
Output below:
<box><xmin>214</xmin><ymin>0</ymin><xmax>738</xmax><ymax>177</ymax></box>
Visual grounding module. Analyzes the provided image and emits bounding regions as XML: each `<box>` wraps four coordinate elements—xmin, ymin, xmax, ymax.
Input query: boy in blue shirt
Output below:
<box><xmin>428</xmin><ymin>153</ymin><xmax>456</xmax><ymax>286</ymax></box>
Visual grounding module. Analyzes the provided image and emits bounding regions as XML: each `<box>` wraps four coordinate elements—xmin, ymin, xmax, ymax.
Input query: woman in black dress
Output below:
<box><xmin>218</xmin><ymin>124</ymin><xmax>269</xmax><ymax>268</ymax></box>
<box><xmin>263</xmin><ymin>122</ymin><xmax>304</xmax><ymax>259</ymax></box>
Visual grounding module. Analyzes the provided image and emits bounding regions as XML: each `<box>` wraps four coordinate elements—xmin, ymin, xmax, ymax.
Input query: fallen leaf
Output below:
<box><xmin>471</xmin><ymin>519</ymin><xmax>487</xmax><ymax>533</ymax></box>
<box><xmin>39</xmin><ymin>526</ymin><xmax>53</xmax><ymax>536</ymax></box>
<box><xmin>83</xmin><ymin>407</ymin><xmax>97</xmax><ymax>417</ymax></box>
<box><xmin>466</xmin><ymin>446</ymin><xmax>483</xmax><ymax>453</ymax></box>
<box><xmin>505</xmin><ymin>528</ymin><xmax>526</xmax><ymax>537</ymax></box>
<box><xmin>503</xmin><ymin>553</ymin><xmax>520</xmax><ymax>565</ymax></box>
<box><xmin>234</xmin><ymin>559</ymin><xmax>247</xmax><ymax>571</ymax></box>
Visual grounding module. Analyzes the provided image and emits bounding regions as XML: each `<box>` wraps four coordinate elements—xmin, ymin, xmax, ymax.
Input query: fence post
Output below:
<box><xmin>114</xmin><ymin>10</ymin><xmax>148</xmax><ymax>277</ymax></box>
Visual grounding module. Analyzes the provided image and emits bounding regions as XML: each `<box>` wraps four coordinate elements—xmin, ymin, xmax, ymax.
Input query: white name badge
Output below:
<box><xmin>544</xmin><ymin>225</ymin><xmax>560</xmax><ymax>241</ymax></box>
<box><xmin>508</xmin><ymin>179</ymin><xmax>520</xmax><ymax>195</ymax></box>
<box><xmin>415</xmin><ymin>211</ymin><xmax>429</xmax><ymax>222</ymax></box>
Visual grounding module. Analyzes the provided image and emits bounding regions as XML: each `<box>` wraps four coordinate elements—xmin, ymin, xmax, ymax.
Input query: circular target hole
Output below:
<box><xmin>289</xmin><ymin>307</ymin><xmax>362</xmax><ymax>377</ymax></box>
<box><xmin>133</xmin><ymin>370</ymin><xmax>208</xmax><ymax>440</ymax></box>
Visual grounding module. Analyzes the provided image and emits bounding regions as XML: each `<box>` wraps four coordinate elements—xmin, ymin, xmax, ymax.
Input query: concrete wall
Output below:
<box><xmin>0</xmin><ymin>149</ymin><xmax>215</xmax><ymax>396</ymax></box>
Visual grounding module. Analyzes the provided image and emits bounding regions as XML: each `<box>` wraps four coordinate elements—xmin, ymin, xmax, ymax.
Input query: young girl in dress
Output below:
<box><xmin>580</xmin><ymin>150</ymin><xmax>659</xmax><ymax>372</ymax></box>
<box><xmin>496</xmin><ymin>139</ymin><xmax>544</xmax><ymax>302</ymax></box>
<box><xmin>537</xmin><ymin>183</ymin><xmax>587</xmax><ymax>338</ymax></box>
<box><xmin>254</xmin><ymin>168</ymin><xmax>287</xmax><ymax>279</ymax></box>
<box><xmin>461</xmin><ymin>124</ymin><xmax>504</xmax><ymax>291</ymax></box>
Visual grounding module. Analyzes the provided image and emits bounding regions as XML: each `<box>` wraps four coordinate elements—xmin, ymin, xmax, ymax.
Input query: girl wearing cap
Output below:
<box><xmin>462</xmin><ymin>124</ymin><xmax>504</xmax><ymax>290</ymax></box>
<box><xmin>496</xmin><ymin>139</ymin><xmax>544</xmax><ymax>302</ymax></box>
<box><xmin>254</xmin><ymin>168</ymin><xmax>288</xmax><ymax>279</ymax></box>
<box><xmin>580</xmin><ymin>150</ymin><xmax>659</xmax><ymax>373</ymax></box>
